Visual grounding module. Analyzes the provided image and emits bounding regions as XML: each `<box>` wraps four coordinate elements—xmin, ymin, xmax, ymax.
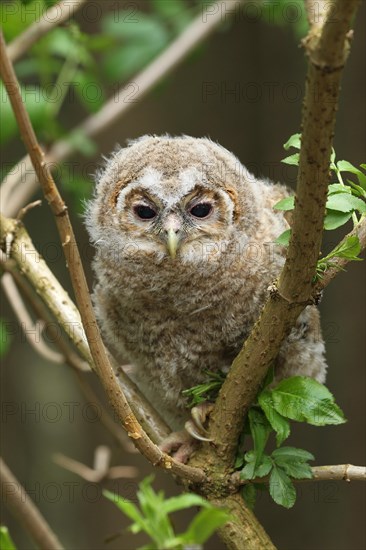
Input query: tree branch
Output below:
<box><xmin>232</xmin><ymin>464</ymin><xmax>366</xmax><ymax>486</ymax></box>
<box><xmin>1</xmin><ymin>0</ymin><xmax>245</xmax><ymax>218</ymax></box>
<box><xmin>0</xmin><ymin>457</ymin><xmax>64</xmax><ymax>550</ymax></box>
<box><xmin>7</xmin><ymin>0</ymin><xmax>87</xmax><ymax>63</ymax></box>
<box><xmin>190</xmin><ymin>0</ymin><xmax>361</xmax><ymax>470</ymax></box>
<box><xmin>0</xmin><ymin>32</ymin><xmax>204</xmax><ymax>485</ymax></box>
<box><xmin>0</xmin><ymin>213</ymin><xmax>171</xmax><ymax>444</ymax></box>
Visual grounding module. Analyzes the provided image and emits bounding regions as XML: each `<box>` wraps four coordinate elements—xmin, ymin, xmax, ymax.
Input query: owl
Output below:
<box><xmin>86</xmin><ymin>135</ymin><xmax>327</xmax><ymax>448</ymax></box>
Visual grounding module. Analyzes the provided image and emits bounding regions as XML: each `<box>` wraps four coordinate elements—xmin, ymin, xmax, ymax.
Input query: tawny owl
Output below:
<box><xmin>86</xmin><ymin>135</ymin><xmax>327</xmax><ymax>436</ymax></box>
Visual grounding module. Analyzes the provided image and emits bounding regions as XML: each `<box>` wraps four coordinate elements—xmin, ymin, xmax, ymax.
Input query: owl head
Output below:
<box><xmin>86</xmin><ymin>135</ymin><xmax>264</xmax><ymax>265</ymax></box>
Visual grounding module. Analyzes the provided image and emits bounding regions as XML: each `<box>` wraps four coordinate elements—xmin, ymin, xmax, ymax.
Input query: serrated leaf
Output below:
<box><xmin>242</xmin><ymin>484</ymin><xmax>257</xmax><ymax>510</ymax></box>
<box><xmin>324</xmin><ymin>210</ymin><xmax>352</xmax><ymax>230</ymax></box>
<box><xmin>275</xmin><ymin>459</ymin><xmax>313</xmax><ymax>479</ymax></box>
<box><xmin>241</xmin><ymin>461</ymin><xmax>256</xmax><ymax>480</ymax></box>
<box><xmin>269</xmin><ymin>466</ymin><xmax>296</xmax><ymax>508</ymax></box>
<box><xmin>0</xmin><ymin>526</ymin><xmax>17</xmax><ymax>550</ymax></box>
<box><xmin>281</xmin><ymin>153</ymin><xmax>300</xmax><ymax>166</ymax></box>
<box><xmin>326</xmin><ymin>193</ymin><xmax>366</xmax><ymax>214</ymax></box>
<box><xmin>275</xmin><ymin>229</ymin><xmax>291</xmax><ymax>246</ymax></box>
<box><xmin>272</xmin><ymin>446</ymin><xmax>314</xmax><ymax>462</ymax></box>
<box><xmin>283</xmin><ymin>133</ymin><xmax>301</xmax><ymax>150</ymax></box>
<box><xmin>255</xmin><ymin>455</ymin><xmax>273</xmax><ymax>477</ymax></box>
<box><xmin>271</xmin><ymin>376</ymin><xmax>346</xmax><ymax>426</ymax></box>
<box><xmin>258</xmin><ymin>390</ymin><xmax>290</xmax><ymax>446</ymax></box>
<box><xmin>181</xmin><ymin>507</ymin><xmax>231</xmax><ymax>545</ymax></box>
<box><xmin>273</xmin><ymin>196</ymin><xmax>295</xmax><ymax>211</ymax></box>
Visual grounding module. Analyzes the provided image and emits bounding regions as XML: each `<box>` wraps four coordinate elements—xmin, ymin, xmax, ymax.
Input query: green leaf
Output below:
<box><xmin>161</xmin><ymin>494</ymin><xmax>209</xmax><ymax>515</ymax></box>
<box><xmin>337</xmin><ymin>160</ymin><xmax>366</xmax><ymax>188</ymax></box>
<box><xmin>328</xmin><ymin>183</ymin><xmax>352</xmax><ymax>195</ymax></box>
<box><xmin>283</xmin><ymin>133</ymin><xmax>301</xmax><ymax>150</ymax></box>
<box><xmin>181</xmin><ymin>507</ymin><xmax>231</xmax><ymax>545</ymax></box>
<box><xmin>271</xmin><ymin>377</ymin><xmax>346</xmax><ymax>426</ymax></box>
<box><xmin>275</xmin><ymin>229</ymin><xmax>291</xmax><ymax>246</ymax></box>
<box><xmin>269</xmin><ymin>465</ymin><xmax>297</xmax><ymax>508</ymax></box>
<box><xmin>0</xmin><ymin>526</ymin><xmax>17</xmax><ymax>550</ymax></box>
<box><xmin>242</xmin><ymin>484</ymin><xmax>257</xmax><ymax>510</ymax></box>
<box><xmin>275</xmin><ymin>459</ymin><xmax>313</xmax><ymax>479</ymax></box>
<box><xmin>103</xmin><ymin>490</ymin><xmax>148</xmax><ymax>535</ymax></box>
<box><xmin>324</xmin><ymin>210</ymin><xmax>352</xmax><ymax>230</ymax></box>
<box><xmin>332</xmin><ymin>236</ymin><xmax>361</xmax><ymax>259</ymax></box>
<box><xmin>326</xmin><ymin>193</ymin><xmax>366</xmax><ymax>214</ymax></box>
<box><xmin>258</xmin><ymin>390</ymin><xmax>290</xmax><ymax>446</ymax></box>
<box><xmin>281</xmin><ymin>153</ymin><xmax>300</xmax><ymax>166</ymax></box>
<box><xmin>273</xmin><ymin>196</ymin><xmax>295</xmax><ymax>211</ymax></box>
<box><xmin>255</xmin><ymin>455</ymin><xmax>273</xmax><ymax>477</ymax></box>
<box><xmin>248</xmin><ymin>409</ymin><xmax>271</xmax><ymax>465</ymax></box>
<box><xmin>272</xmin><ymin>446</ymin><xmax>314</xmax><ymax>462</ymax></box>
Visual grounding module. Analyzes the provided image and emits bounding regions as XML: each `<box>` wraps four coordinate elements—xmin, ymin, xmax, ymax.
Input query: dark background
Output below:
<box><xmin>1</xmin><ymin>2</ymin><xmax>365</xmax><ymax>549</ymax></box>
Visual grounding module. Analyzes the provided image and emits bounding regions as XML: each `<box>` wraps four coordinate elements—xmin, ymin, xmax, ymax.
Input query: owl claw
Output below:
<box><xmin>184</xmin><ymin>402</ymin><xmax>214</xmax><ymax>441</ymax></box>
<box><xmin>159</xmin><ymin>403</ymin><xmax>214</xmax><ymax>462</ymax></box>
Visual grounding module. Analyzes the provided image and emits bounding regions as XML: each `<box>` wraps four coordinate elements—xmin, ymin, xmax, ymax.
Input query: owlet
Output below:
<box><xmin>86</xmin><ymin>135</ymin><xmax>327</xmax><ymax>432</ymax></box>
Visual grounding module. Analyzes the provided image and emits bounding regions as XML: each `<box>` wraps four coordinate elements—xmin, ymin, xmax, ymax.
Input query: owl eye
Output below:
<box><xmin>190</xmin><ymin>203</ymin><xmax>212</xmax><ymax>219</ymax></box>
<box><xmin>134</xmin><ymin>205</ymin><xmax>157</xmax><ymax>220</ymax></box>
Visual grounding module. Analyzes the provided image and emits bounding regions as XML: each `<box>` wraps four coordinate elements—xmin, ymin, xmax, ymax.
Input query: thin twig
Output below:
<box><xmin>53</xmin><ymin>446</ymin><xmax>138</xmax><ymax>483</ymax></box>
<box><xmin>315</xmin><ymin>217</ymin><xmax>366</xmax><ymax>291</ymax></box>
<box><xmin>1</xmin><ymin>0</ymin><xmax>246</xmax><ymax>218</ymax></box>
<box><xmin>1</xmin><ymin>270</ymin><xmax>64</xmax><ymax>363</ymax></box>
<box><xmin>0</xmin><ymin>32</ymin><xmax>204</xmax><ymax>485</ymax></box>
<box><xmin>0</xmin><ymin>457</ymin><xmax>64</xmax><ymax>550</ymax></box>
<box><xmin>7</xmin><ymin>0</ymin><xmax>87</xmax><ymax>63</ymax></box>
<box><xmin>231</xmin><ymin>464</ymin><xmax>366</xmax><ymax>486</ymax></box>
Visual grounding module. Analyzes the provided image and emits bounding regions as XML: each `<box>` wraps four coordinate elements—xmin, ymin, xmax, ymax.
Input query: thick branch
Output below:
<box><xmin>7</xmin><ymin>0</ymin><xmax>87</xmax><ymax>63</ymax></box>
<box><xmin>0</xmin><ymin>33</ymin><xmax>204</xmax><ymax>485</ymax></box>
<box><xmin>0</xmin><ymin>457</ymin><xmax>64</xmax><ymax>550</ymax></box>
<box><xmin>191</xmin><ymin>0</ymin><xmax>361</xmax><ymax>470</ymax></box>
<box><xmin>1</xmin><ymin>0</ymin><xmax>245</xmax><ymax>218</ymax></box>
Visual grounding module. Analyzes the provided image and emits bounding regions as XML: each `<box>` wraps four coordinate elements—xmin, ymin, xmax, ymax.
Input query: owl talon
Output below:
<box><xmin>184</xmin><ymin>402</ymin><xmax>214</xmax><ymax>441</ymax></box>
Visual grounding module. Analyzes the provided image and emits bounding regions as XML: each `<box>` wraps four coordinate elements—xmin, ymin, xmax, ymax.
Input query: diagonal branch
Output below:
<box><xmin>0</xmin><ymin>457</ymin><xmax>64</xmax><ymax>550</ymax></box>
<box><xmin>0</xmin><ymin>31</ymin><xmax>204</xmax><ymax>485</ymax></box>
<box><xmin>191</xmin><ymin>0</ymin><xmax>361</xmax><ymax>470</ymax></box>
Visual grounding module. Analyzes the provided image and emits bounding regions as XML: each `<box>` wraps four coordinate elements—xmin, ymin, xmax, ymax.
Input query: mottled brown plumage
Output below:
<box><xmin>86</xmin><ymin>135</ymin><xmax>327</xmax><ymax>430</ymax></box>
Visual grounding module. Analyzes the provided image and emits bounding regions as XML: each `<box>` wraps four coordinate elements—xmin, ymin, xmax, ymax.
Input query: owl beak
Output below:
<box><xmin>166</xmin><ymin>228</ymin><xmax>180</xmax><ymax>259</ymax></box>
<box><xmin>163</xmin><ymin>215</ymin><xmax>182</xmax><ymax>259</ymax></box>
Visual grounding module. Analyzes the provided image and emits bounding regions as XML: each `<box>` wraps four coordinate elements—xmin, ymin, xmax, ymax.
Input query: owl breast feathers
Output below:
<box><xmin>86</xmin><ymin>135</ymin><xmax>327</xmax><ymax>430</ymax></box>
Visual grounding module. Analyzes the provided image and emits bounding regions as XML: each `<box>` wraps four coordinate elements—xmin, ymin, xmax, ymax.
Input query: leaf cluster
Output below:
<box><xmin>237</xmin><ymin>376</ymin><xmax>346</xmax><ymax>508</ymax></box>
<box><xmin>104</xmin><ymin>476</ymin><xmax>230</xmax><ymax>550</ymax></box>
<box><xmin>274</xmin><ymin>135</ymin><xmax>365</xmax><ymax>273</ymax></box>
<box><xmin>182</xmin><ymin>370</ymin><xmax>226</xmax><ymax>407</ymax></box>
